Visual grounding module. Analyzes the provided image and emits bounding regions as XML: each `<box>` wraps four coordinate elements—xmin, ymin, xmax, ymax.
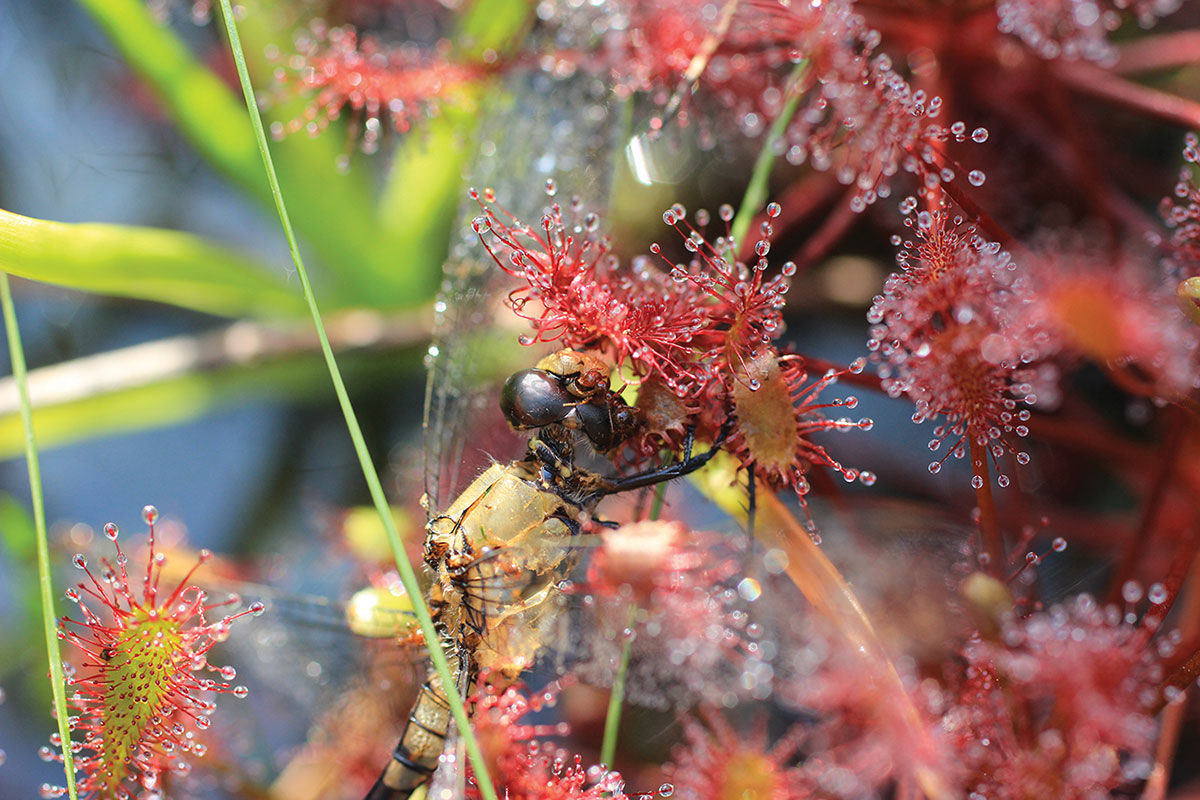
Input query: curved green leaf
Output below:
<box><xmin>0</xmin><ymin>209</ymin><xmax>303</xmax><ymax>316</ymax></box>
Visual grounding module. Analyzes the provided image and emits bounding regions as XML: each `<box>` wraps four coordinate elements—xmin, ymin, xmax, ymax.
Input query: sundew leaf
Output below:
<box><xmin>0</xmin><ymin>209</ymin><xmax>304</xmax><ymax>317</ymax></box>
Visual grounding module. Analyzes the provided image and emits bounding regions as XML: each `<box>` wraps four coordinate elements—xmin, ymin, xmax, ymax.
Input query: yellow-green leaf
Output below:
<box><xmin>0</xmin><ymin>209</ymin><xmax>303</xmax><ymax>317</ymax></box>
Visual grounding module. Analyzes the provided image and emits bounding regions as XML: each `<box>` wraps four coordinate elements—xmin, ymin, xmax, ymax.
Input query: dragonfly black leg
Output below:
<box><xmin>601</xmin><ymin>422</ymin><xmax>732</xmax><ymax>496</ymax></box>
<box><xmin>747</xmin><ymin>468</ymin><xmax>757</xmax><ymax>535</ymax></box>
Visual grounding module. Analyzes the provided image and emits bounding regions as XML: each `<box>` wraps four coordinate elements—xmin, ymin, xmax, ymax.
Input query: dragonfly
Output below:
<box><xmin>363</xmin><ymin>346</ymin><xmax>726</xmax><ymax>800</ymax></box>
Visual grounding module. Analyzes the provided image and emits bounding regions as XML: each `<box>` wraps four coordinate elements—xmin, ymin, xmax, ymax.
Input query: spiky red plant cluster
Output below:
<box><xmin>471</xmin><ymin>188</ymin><xmax>709</xmax><ymax>392</ymax></box>
<box><xmin>269</xmin><ymin>22</ymin><xmax>480</xmax><ymax>151</ymax></box>
<box><xmin>1161</xmin><ymin>131</ymin><xmax>1200</xmax><ymax>276</ymax></box>
<box><xmin>868</xmin><ymin>199</ymin><xmax>1058</xmax><ymax>485</ymax></box>
<box><xmin>996</xmin><ymin>0</ymin><xmax>1184</xmax><ymax>62</ymax></box>
<box><xmin>578</xmin><ymin>0</ymin><xmax>985</xmax><ymax>208</ymax></box>
<box><xmin>465</xmin><ymin>677</ymin><xmax>627</xmax><ymax>800</ymax></box>
<box><xmin>769</xmin><ymin>1</ymin><xmax>988</xmax><ymax>210</ymax></box>
<box><xmin>474</xmin><ymin>188</ymin><xmax>872</xmax><ymax>498</ymax></box>
<box><xmin>945</xmin><ymin>593</ymin><xmax>1165</xmax><ymax>798</ymax></box>
<box><xmin>49</xmin><ymin>506</ymin><xmax>261</xmax><ymax>800</ymax></box>
<box><xmin>663</xmin><ymin>707</ymin><xmax>809</xmax><ymax>800</ymax></box>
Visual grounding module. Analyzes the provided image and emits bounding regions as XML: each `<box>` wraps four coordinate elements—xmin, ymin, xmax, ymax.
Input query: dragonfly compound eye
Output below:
<box><xmin>501</xmin><ymin>369</ymin><xmax>573</xmax><ymax>429</ymax></box>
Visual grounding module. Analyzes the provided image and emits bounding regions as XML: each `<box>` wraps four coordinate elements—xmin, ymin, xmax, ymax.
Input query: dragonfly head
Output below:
<box><xmin>500</xmin><ymin>349</ymin><xmax>640</xmax><ymax>452</ymax></box>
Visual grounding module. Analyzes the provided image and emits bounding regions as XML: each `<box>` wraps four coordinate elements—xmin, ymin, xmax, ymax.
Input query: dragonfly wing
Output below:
<box><xmin>422</xmin><ymin>72</ymin><xmax>624</xmax><ymax>522</ymax></box>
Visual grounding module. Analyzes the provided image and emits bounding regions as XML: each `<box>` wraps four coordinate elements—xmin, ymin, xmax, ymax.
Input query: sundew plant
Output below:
<box><xmin>2</xmin><ymin>0</ymin><xmax>1200</xmax><ymax>799</ymax></box>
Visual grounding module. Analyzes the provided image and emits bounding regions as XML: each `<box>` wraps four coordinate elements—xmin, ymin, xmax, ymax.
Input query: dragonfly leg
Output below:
<box><xmin>600</xmin><ymin>421</ymin><xmax>732</xmax><ymax>496</ymax></box>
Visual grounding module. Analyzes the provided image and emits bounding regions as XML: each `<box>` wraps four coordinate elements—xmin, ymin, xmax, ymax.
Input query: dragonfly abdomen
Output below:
<box><xmin>364</xmin><ymin>665</ymin><xmax>453</xmax><ymax>800</ymax></box>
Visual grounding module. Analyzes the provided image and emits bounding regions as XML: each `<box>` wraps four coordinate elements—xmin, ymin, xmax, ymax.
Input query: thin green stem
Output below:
<box><xmin>0</xmin><ymin>274</ymin><xmax>77</xmax><ymax>800</ymax></box>
<box><xmin>599</xmin><ymin>603</ymin><xmax>639</xmax><ymax>768</ymax></box>
<box><xmin>730</xmin><ymin>61</ymin><xmax>809</xmax><ymax>250</ymax></box>
<box><xmin>213</xmin><ymin>5</ymin><xmax>498</xmax><ymax>800</ymax></box>
<box><xmin>649</xmin><ymin>483</ymin><xmax>667</xmax><ymax>521</ymax></box>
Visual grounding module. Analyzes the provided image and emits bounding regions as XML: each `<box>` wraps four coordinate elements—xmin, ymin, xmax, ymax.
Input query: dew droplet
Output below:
<box><xmin>659</xmin><ymin>784</ymin><xmax>675</xmax><ymax>797</ymax></box>
<box><xmin>1148</xmin><ymin>583</ymin><xmax>1169</xmax><ymax>604</ymax></box>
<box><xmin>544</xmin><ymin>178</ymin><xmax>557</xmax><ymax>196</ymax></box>
<box><xmin>103</xmin><ymin>523</ymin><xmax>118</xmax><ymax>540</ymax></box>
<box><xmin>1052</xmin><ymin>537</ymin><xmax>1067</xmax><ymax>552</ymax></box>
<box><xmin>72</xmin><ymin>554</ymin><xmax>86</xmax><ymax>570</ymax></box>
<box><xmin>967</xmin><ymin>170</ymin><xmax>987</xmax><ymax>187</ymax></box>
<box><xmin>971</xmin><ymin>475</ymin><xmax>984</xmax><ymax>489</ymax></box>
<box><xmin>249</xmin><ymin>602</ymin><xmax>266</xmax><ymax>616</ymax></box>
<box><xmin>1122</xmin><ymin>580</ymin><xmax>1144</xmax><ymax>604</ymax></box>
<box><xmin>719</xmin><ymin>204</ymin><xmax>734</xmax><ymax>222</ymax></box>
<box><xmin>471</xmin><ymin>216</ymin><xmax>491</xmax><ymax>234</ymax></box>
<box><xmin>737</xmin><ymin>577</ymin><xmax>762</xmax><ymax>602</ymax></box>
<box><xmin>971</xmin><ymin>127</ymin><xmax>989</xmax><ymax>143</ymax></box>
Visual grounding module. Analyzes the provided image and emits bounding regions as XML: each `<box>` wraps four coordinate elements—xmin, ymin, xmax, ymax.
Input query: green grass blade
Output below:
<box><xmin>214</xmin><ymin>4</ymin><xmax>499</xmax><ymax>799</ymax></box>
<box><xmin>599</xmin><ymin>603</ymin><xmax>638</xmax><ymax>769</ymax></box>
<box><xmin>730</xmin><ymin>61</ymin><xmax>809</xmax><ymax>249</ymax></box>
<box><xmin>0</xmin><ymin>274</ymin><xmax>77</xmax><ymax>799</ymax></box>
<box><xmin>0</xmin><ymin>209</ymin><xmax>305</xmax><ymax>317</ymax></box>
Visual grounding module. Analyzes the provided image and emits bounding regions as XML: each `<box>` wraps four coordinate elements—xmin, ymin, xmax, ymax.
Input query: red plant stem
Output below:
<box><xmin>791</xmin><ymin>189</ymin><xmax>862</xmax><ymax>273</ymax></box>
<box><xmin>1116</xmin><ymin>31</ymin><xmax>1200</xmax><ymax>75</ymax></box>
<box><xmin>937</xmin><ymin>176</ymin><xmax>1013</xmax><ymax>247</ymax></box>
<box><xmin>1159</xmin><ymin>635</ymin><xmax>1200</xmax><ymax>707</ymax></box>
<box><xmin>969</xmin><ymin>437</ymin><xmax>1004</xmax><ymax>577</ymax></box>
<box><xmin>740</xmin><ymin>172</ymin><xmax>842</xmax><ymax>262</ymax></box>
<box><xmin>1143</xmin><ymin>690</ymin><xmax>1188</xmax><ymax>800</ymax></box>
<box><xmin>1153</xmin><ymin>599</ymin><xmax>1200</xmax><ymax>765</ymax></box>
<box><xmin>1040</xmin><ymin>64</ymin><xmax>1140</xmax><ymax>237</ymax></box>
<box><xmin>1025</xmin><ymin>413</ymin><xmax>1152</xmax><ymax>469</ymax></box>
<box><xmin>1054</xmin><ymin>61</ymin><xmax>1200</xmax><ymax>129</ymax></box>
<box><xmin>1106</xmin><ymin>411</ymin><xmax>1187</xmax><ymax>603</ymax></box>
